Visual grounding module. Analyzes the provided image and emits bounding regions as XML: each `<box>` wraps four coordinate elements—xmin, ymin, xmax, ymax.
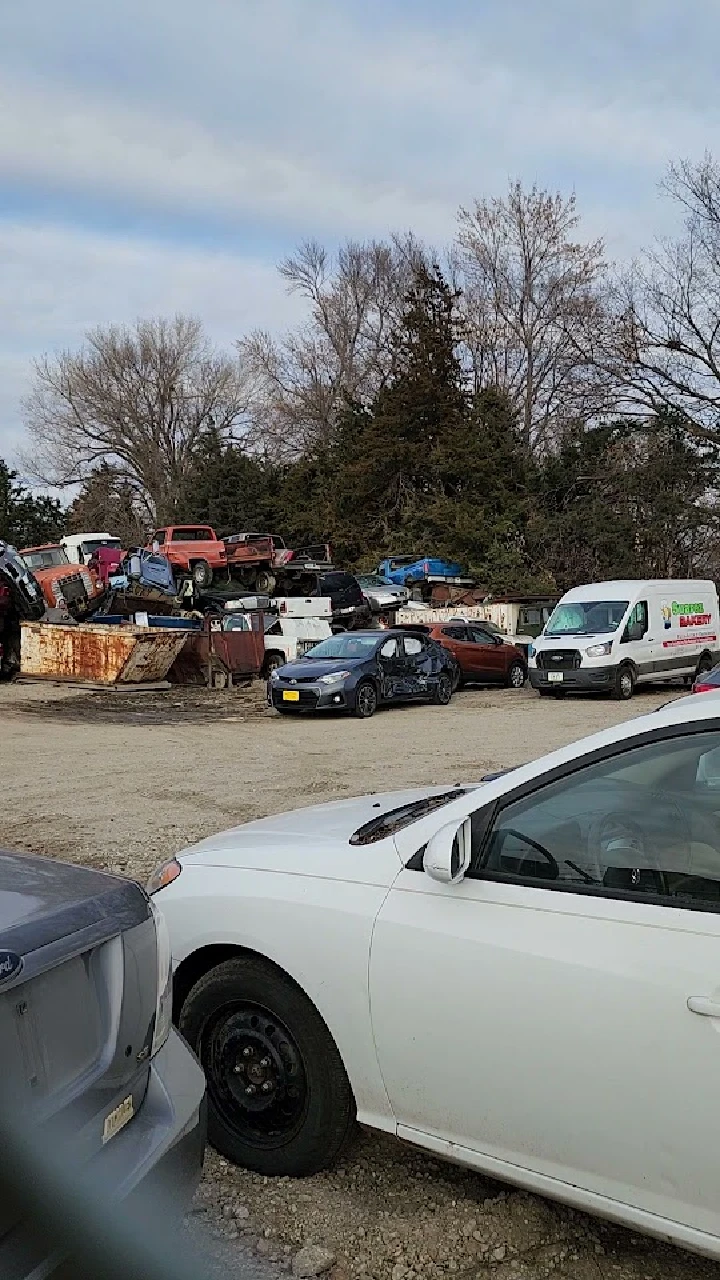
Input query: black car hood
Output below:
<box><xmin>278</xmin><ymin>657</ymin><xmax>366</xmax><ymax>680</ymax></box>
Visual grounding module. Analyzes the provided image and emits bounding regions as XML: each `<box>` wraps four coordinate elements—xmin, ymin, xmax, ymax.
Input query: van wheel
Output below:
<box><xmin>613</xmin><ymin>665</ymin><xmax>635</xmax><ymax>701</ymax></box>
<box><xmin>696</xmin><ymin>654</ymin><xmax>714</xmax><ymax>681</ymax></box>
<box><xmin>255</xmin><ymin>570</ymin><xmax>276</xmax><ymax>595</ymax></box>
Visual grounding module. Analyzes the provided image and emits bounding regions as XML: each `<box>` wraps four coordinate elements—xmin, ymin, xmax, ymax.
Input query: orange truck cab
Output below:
<box><xmin>19</xmin><ymin>544</ymin><xmax>105</xmax><ymax>617</ymax></box>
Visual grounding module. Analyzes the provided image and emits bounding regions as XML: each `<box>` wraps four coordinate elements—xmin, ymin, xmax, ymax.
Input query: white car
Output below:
<box><xmin>150</xmin><ymin>694</ymin><xmax>720</xmax><ymax>1260</ymax></box>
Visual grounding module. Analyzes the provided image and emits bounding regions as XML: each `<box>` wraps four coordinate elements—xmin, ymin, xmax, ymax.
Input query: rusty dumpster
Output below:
<box><xmin>168</xmin><ymin>613</ymin><xmax>265</xmax><ymax>686</ymax></box>
<box><xmin>20</xmin><ymin>621</ymin><xmax>188</xmax><ymax>684</ymax></box>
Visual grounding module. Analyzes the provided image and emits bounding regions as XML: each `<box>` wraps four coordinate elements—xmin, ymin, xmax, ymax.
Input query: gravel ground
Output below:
<box><xmin>1</xmin><ymin>677</ymin><xmax>717</xmax><ymax>1280</ymax></box>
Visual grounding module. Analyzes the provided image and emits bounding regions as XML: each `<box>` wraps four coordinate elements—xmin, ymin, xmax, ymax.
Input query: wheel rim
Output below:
<box><xmin>510</xmin><ymin>665</ymin><xmax>525</xmax><ymax>688</ymax></box>
<box><xmin>438</xmin><ymin>675</ymin><xmax>451</xmax><ymax>703</ymax></box>
<box><xmin>202</xmin><ymin>1001</ymin><xmax>308</xmax><ymax>1149</ymax></box>
<box><xmin>620</xmin><ymin>671</ymin><xmax>633</xmax><ymax>697</ymax></box>
<box><xmin>357</xmin><ymin>684</ymin><xmax>376</xmax><ymax>715</ymax></box>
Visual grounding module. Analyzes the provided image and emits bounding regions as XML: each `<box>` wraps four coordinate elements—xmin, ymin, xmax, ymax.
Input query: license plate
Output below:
<box><xmin>282</xmin><ymin>690</ymin><xmax>300</xmax><ymax>702</ymax></box>
<box><xmin>102</xmin><ymin>1095</ymin><xmax>134</xmax><ymax>1144</ymax></box>
<box><xmin>548</xmin><ymin>671</ymin><xmax>564</xmax><ymax>683</ymax></box>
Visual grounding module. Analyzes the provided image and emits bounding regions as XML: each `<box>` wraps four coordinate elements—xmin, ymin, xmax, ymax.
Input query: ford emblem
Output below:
<box><xmin>0</xmin><ymin>951</ymin><xmax>23</xmax><ymax>985</ymax></box>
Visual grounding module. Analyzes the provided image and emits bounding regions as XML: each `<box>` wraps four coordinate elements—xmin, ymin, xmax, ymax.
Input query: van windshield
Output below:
<box><xmin>545</xmin><ymin>600</ymin><xmax>629</xmax><ymax>637</ymax></box>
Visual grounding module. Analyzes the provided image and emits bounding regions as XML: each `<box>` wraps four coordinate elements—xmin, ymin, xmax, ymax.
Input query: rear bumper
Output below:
<box><xmin>101</xmin><ymin>1027</ymin><xmax>207</xmax><ymax>1210</ymax></box>
<box><xmin>529</xmin><ymin>664</ymin><xmax>615</xmax><ymax>692</ymax></box>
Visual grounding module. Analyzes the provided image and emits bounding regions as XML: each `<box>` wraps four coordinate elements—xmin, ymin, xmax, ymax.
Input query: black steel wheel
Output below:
<box><xmin>354</xmin><ymin>680</ymin><xmax>378</xmax><ymax>719</ymax></box>
<box><xmin>179</xmin><ymin>956</ymin><xmax>355</xmax><ymax>1176</ymax></box>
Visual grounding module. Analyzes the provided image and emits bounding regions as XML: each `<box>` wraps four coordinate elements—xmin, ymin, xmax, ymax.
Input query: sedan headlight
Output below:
<box><xmin>270</xmin><ymin>668</ymin><xmax>281</xmax><ymax>681</ymax></box>
<box><xmin>319</xmin><ymin>669</ymin><xmax>351</xmax><ymax>685</ymax></box>
<box><xmin>149</xmin><ymin>899</ymin><xmax>173</xmax><ymax>1058</ymax></box>
<box><xmin>586</xmin><ymin>641</ymin><xmax>612</xmax><ymax>657</ymax></box>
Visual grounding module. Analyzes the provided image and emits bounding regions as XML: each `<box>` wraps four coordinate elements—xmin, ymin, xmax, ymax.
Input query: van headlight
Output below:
<box><xmin>149</xmin><ymin>899</ymin><xmax>173</xmax><ymax>1058</ymax></box>
<box><xmin>586</xmin><ymin>641</ymin><xmax>612</xmax><ymax>657</ymax></box>
<box><xmin>528</xmin><ymin>644</ymin><xmax>536</xmax><ymax>659</ymax></box>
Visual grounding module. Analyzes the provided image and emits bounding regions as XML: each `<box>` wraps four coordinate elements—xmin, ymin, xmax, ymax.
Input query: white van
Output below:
<box><xmin>528</xmin><ymin>580</ymin><xmax>720</xmax><ymax>700</ymax></box>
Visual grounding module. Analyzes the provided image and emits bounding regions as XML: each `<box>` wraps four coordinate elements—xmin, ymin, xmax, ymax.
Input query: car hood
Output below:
<box><xmin>276</xmin><ymin>656</ymin><xmax>366</xmax><ymax>680</ymax></box>
<box><xmin>176</xmin><ymin>786</ymin><xmax>466</xmax><ymax>883</ymax></box>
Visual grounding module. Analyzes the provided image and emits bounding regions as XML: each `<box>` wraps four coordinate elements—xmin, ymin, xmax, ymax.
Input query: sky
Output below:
<box><xmin>2</xmin><ymin>0</ymin><xmax>720</xmax><ymax>471</ymax></box>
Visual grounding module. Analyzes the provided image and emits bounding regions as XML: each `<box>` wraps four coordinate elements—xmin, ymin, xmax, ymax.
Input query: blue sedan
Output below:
<box><xmin>268</xmin><ymin>629</ymin><xmax>458</xmax><ymax>718</ymax></box>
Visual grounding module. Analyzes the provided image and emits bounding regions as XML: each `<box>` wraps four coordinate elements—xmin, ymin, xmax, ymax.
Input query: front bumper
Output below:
<box><xmin>269</xmin><ymin>682</ymin><xmax>349</xmax><ymax>712</ymax></box>
<box><xmin>529</xmin><ymin>664</ymin><xmax>615</xmax><ymax>692</ymax></box>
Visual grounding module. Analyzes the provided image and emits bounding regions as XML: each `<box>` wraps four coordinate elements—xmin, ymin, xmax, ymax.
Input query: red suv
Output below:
<box><xmin>400</xmin><ymin>620</ymin><xmax>527</xmax><ymax>688</ymax></box>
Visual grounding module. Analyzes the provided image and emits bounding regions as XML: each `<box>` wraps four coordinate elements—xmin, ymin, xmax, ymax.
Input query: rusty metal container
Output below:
<box><xmin>168</xmin><ymin>615</ymin><xmax>265</xmax><ymax>686</ymax></box>
<box><xmin>20</xmin><ymin>621</ymin><xmax>188</xmax><ymax>684</ymax></box>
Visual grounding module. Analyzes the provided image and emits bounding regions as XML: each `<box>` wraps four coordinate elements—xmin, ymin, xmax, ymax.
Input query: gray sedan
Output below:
<box><xmin>355</xmin><ymin>574</ymin><xmax>409</xmax><ymax>613</ymax></box>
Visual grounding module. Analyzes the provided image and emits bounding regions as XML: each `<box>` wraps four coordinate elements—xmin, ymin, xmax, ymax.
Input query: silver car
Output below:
<box><xmin>0</xmin><ymin>848</ymin><xmax>207</xmax><ymax>1276</ymax></box>
<box><xmin>356</xmin><ymin>573</ymin><xmax>409</xmax><ymax>613</ymax></box>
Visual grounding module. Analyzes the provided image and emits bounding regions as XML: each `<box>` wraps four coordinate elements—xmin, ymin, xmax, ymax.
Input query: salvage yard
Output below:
<box><xmin>1</xmin><ymin>680</ymin><xmax>717</xmax><ymax>1280</ymax></box>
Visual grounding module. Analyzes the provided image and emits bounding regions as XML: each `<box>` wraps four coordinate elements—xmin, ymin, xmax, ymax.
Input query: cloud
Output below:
<box><xmin>0</xmin><ymin>221</ymin><xmax>305</xmax><ymax>465</ymax></box>
<box><xmin>2</xmin><ymin>0</ymin><xmax>720</xmax><ymax>464</ymax></box>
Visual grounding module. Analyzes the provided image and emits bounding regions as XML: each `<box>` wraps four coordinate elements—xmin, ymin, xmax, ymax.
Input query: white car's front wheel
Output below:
<box><xmin>179</xmin><ymin>955</ymin><xmax>355</xmax><ymax>1176</ymax></box>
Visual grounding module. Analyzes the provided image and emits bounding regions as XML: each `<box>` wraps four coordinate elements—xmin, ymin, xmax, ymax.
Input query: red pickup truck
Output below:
<box><xmin>149</xmin><ymin>526</ymin><xmax>228</xmax><ymax>588</ymax></box>
<box><xmin>150</xmin><ymin>526</ymin><xmax>332</xmax><ymax>592</ymax></box>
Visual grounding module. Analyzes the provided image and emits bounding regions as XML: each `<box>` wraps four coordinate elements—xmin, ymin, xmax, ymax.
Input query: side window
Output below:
<box><xmin>468</xmin><ymin>625</ymin><xmax>495</xmax><ymax>645</ymax></box>
<box><xmin>441</xmin><ymin>626</ymin><xmax>467</xmax><ymax>641</ymax></box>
<box><xmin>403</xmin><ymin>636</ymin><xmax>424</xmax><ymax>657</ymax></box>
<box><xmin>153</xmin><ymin>530</ymin><xmax>166</xmax><ymax>544</ymax></box>
<box><xmin>474</xmin><ymin>731</ymin><xmax>720</xmax><ymax>909</ymax></box>
<box><xmin>622</xmin><ymin>601</ymin><xmax>648</xmax><ymax>643</ymax></box>
<box><xmin>380</xmin><ymin>637</ymin><xmax>399</xmax><ymax>659</ymax></box>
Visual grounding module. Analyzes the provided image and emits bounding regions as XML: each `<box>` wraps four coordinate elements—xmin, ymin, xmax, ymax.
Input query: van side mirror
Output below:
<box><xmin>423</xmin><ymin>818</ymin><xmax>472</xmax><ymax>884</ymax></box>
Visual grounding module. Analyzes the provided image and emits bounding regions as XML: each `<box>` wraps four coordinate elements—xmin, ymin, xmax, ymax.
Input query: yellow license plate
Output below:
<box><xmin>282</xmin><ymin>690</ymin><xmax>300</xmax><ymax>702</ymax></box>
<box><xmin>102</xmin><ymin>1095</ymin><xmax>134</xmax><ymax>1144</ymax></box>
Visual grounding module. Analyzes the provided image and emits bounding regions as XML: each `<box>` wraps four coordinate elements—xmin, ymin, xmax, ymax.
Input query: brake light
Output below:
<box><xmin>694</xmin><ymin>682</ymin><xmax>716</xmax><ymax>694</ymax></box>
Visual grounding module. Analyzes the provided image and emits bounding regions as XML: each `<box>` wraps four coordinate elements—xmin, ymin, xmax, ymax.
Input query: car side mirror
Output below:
<box><xmin>423</xmin><ymin>818</ymin><xmax>472</xmax><ymax>884</ymax></box>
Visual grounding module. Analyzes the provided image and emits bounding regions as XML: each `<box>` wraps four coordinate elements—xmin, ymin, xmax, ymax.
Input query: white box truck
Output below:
<box><xmin>528</xmin><ymin>579</ymin><xmax>720</xmax><ymax>700</ymax></box>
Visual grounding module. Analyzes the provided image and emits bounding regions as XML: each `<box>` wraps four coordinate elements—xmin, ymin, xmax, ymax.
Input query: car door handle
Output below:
<box><xmin>687</xmin><ymin>996</ymin><xmax>720</xmax><ymax>1017</ymax></box>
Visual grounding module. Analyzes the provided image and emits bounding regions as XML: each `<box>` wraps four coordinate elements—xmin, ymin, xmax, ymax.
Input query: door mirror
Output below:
<box><xmin>423</xmin><ymin>818</ymin><xmax>472</xmax><ymax>884</ymax></box>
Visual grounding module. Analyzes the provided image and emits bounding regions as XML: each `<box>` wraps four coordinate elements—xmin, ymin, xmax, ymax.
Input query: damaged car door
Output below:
<box><xmin>376</xmin><ymin>635</ymin><xmax>406</xmax><ymax>700</ymax></box>
<box><xmin>400</xmin><ymin>633</ymin><xmax>434</xmax><ymax>697</ymax></box>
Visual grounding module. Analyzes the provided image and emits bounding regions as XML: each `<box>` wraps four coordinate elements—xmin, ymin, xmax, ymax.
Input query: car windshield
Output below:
<box><xmin>81</xmin><ymin>538</ymin><xmax>121</xmax><ymax>556</ymax></box>
<box><xmin>304</xmin><ymin>634</ymin><xmax>381</xmax><ymax>660</ymax></box>
<box><xmin>350</xmin><ymin>788</ymin><xmax>470</xmax><ymax>845</ymax></box>
<box><xmin>358</xmin><ymin>574</ymin><xmax>387</xmax><ymax>586</ymax></box>
<box><xmin>23</xmin><ymin>548</ymin><xmax>68</xmax><ymax>569</ymax></box>
<box><xmin>545</xmin><ymin>600</ymin><xmax>629</xmax><ymax>637</ymax></box>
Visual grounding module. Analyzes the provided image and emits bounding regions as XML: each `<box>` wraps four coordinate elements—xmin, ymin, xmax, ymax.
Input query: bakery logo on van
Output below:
<box><xmin>672</xmin><ymin>600</ymin><xmax>712</xmax><ymax>628</ymax></box>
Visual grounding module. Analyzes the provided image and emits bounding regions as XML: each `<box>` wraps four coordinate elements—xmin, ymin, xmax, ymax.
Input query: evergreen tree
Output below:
<box><xmin>0</xmin><ymin>460</ymin><xmax>65</xmax><ymax>548</ymax></box>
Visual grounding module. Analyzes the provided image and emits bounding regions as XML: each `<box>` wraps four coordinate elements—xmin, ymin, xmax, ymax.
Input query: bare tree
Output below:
<box><xmin>23</xmin><ymin>315</ymin><xmax>247</xmax><ymax>523</ymax></box>
<box><xmin>455</xmin><ymin>182</ymin><xmax>610</xmax><ymax>453</ymax></box>
<box><xmin>612</xmin><ymin>154</ymin><xmax>720</xmax><ymax>443</ymax></box>
<box><xmin>239</xmin><ymin>235</ymin><xmax>427</xmax><ymax>457</ymax></box>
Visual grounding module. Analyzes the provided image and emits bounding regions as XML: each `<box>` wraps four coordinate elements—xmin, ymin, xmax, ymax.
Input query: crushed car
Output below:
<box><xmin>268</xmin><ymin>627</ymin><xmax>457</xmax><ymax>718</ymax></box>
<box><xmin>0</xmin><ymin>541</ymin><xmax>46</xmax><ymax>677</ymax></box>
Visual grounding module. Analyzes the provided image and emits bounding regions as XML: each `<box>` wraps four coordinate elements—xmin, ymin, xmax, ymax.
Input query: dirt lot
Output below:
<box><xmin>1</xmin><ymin>678</ymin><xmax>717</xmax><ymax>1280</ymax></box>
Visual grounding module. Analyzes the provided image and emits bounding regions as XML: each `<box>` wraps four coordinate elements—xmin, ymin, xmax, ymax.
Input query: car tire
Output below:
<box><xmin>354</xmin><ymin>680</ymin><xmax>378</xmax><ymax>718</ymax></box>
<box><xmin>179</xmin><ymin>956</ymin><xmax>355</xmax><ymax>1177</ymax></box>
<box><xmin>507</xmin><ymin>661</ymin><xmax>527</xmax><ymax>689</ymax></box>
<box><xmin>263</xmin><ymin>652</ymin><xmax>284</xmax><ymax>679</ymax></box>
<box><xmin>613</xmin><ymin>664</ymin><xmax>635</xmax><ymax>701</ymax></box>
<box><xmin>191</xmin><ymin>559</ymin><xmax>213</xmax><ymax>588</ymax></box>
<box><xmin>255</xmin><ymin>570</ymin><xmax>277</xmax><ymax>595</ymax></box>
<box><xmin>433</xmin><ymin>672</ymin><xmax>453</xmax><ymax>705</ymax></box>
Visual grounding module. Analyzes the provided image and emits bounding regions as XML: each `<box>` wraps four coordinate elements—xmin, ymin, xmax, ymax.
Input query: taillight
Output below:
<box><xmin>694</xmin><ymin>683</ymin><xmax>716</xmax><ymax>694</ymax></box>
